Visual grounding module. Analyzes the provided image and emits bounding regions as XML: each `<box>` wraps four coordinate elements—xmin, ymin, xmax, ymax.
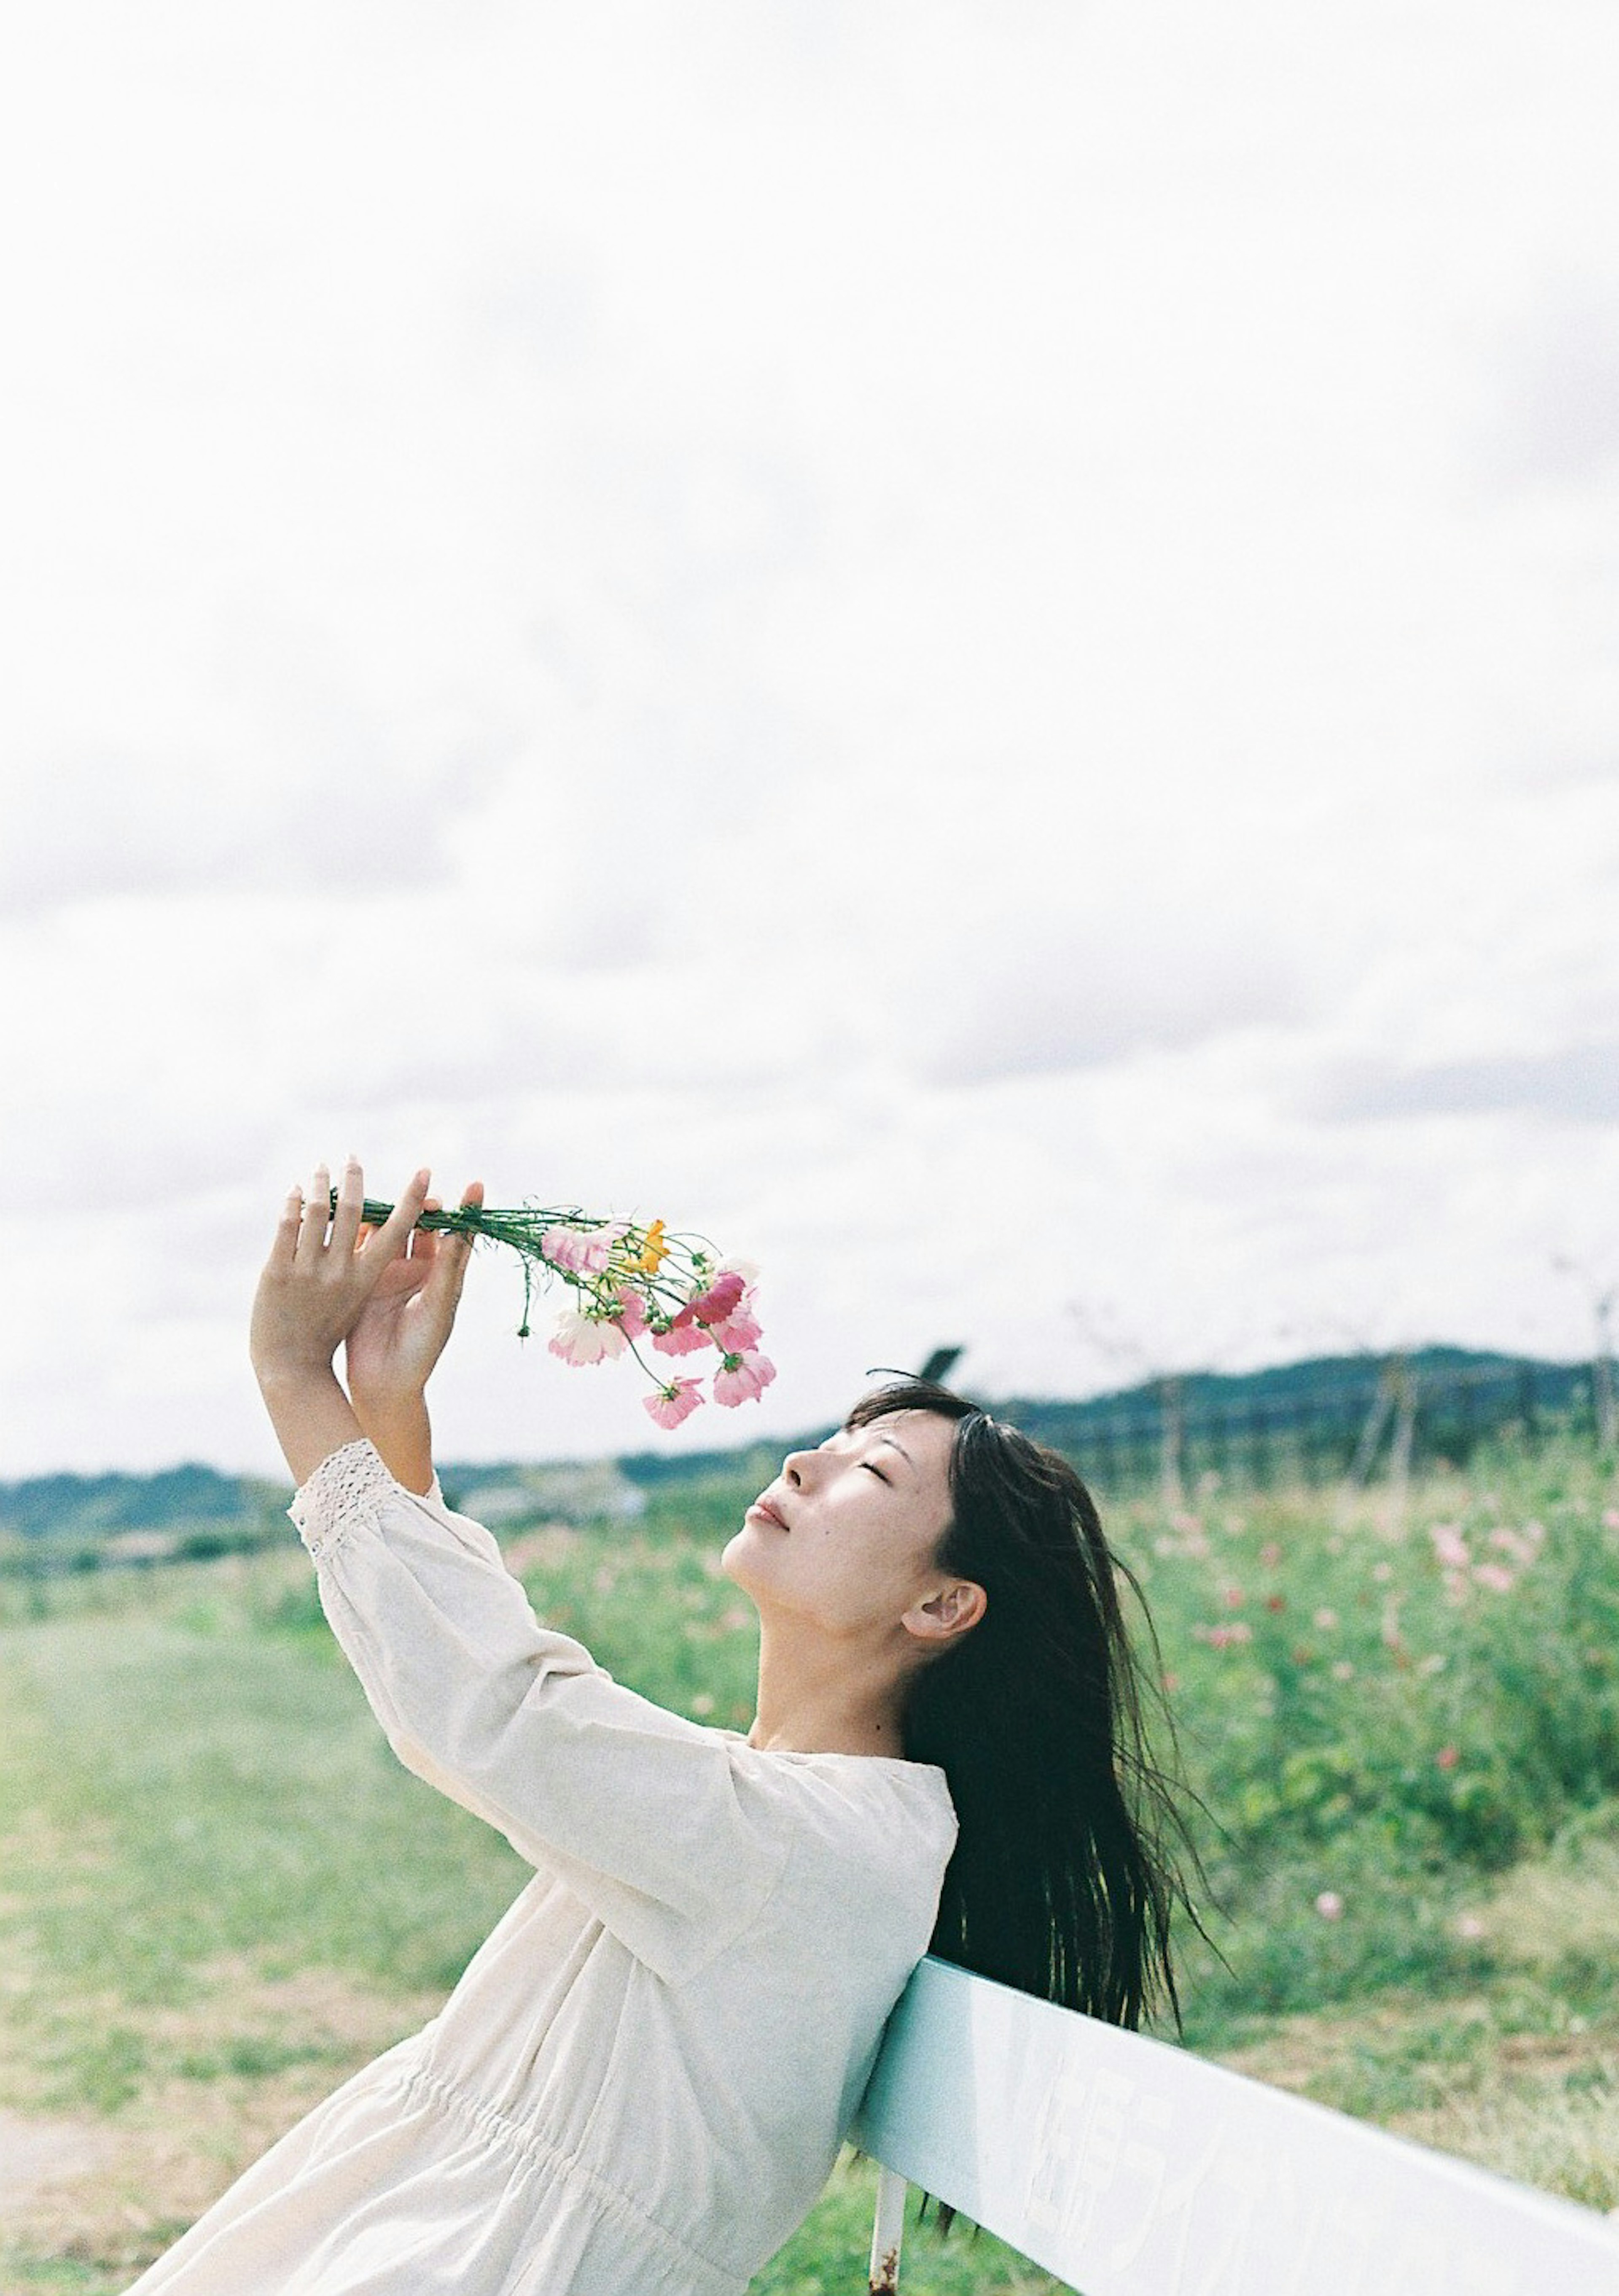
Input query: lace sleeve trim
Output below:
<box><xmin>287</xmin><ymin>1438</ymin><xmax>396</xmax><ymax>1560</ymax></box>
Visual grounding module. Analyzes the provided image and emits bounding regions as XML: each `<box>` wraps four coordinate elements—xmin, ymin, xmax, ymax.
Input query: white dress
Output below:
<box><xmin>124</xmin><ymin>1439</ymin><xmax>957</xmax><ymax>2296</ymax></box>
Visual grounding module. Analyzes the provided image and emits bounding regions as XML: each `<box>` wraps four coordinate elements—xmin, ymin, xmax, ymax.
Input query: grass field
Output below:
<box><xmin>3</xmin><ymin>1435</ymin><xmax>1617</xmax><ymax>2289</ymax></box>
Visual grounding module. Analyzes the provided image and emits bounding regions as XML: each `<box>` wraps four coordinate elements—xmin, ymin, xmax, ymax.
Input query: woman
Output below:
<box><xmin>126</xmin><ymin>1159</ymin><xmax>1186</xmax><ymax>2295</ymax></box>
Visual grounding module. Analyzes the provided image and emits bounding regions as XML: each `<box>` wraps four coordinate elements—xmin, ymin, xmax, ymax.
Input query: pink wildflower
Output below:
<box><xmin>613</xmin><ymin>1289</ymin><xmax>649</xmax><ymax>1341</ymax></box>
<box><xmin>548</xmin><ymin>1309</ymin><xmax>628</xmax><ymax>1366</ymax></box>
<box><xmin>713</xmin><ymin>1350</ymin><xmax>776</xmax><ymax>1407</ymax></box>
<box><xmin>1222</xmin><ymin>1584</ymin><xmax>1246</xmax><ymax>1610</ymax></box>
<box><xmin>1206</xmin><ymin>1621</ymin><xmax>1253</xmax><ymax>1649</ymax></box>
<box><xmin>651</xmin><ymin>1311</ymin><xmax>713</xmax><ymax>1357</ymax></box>
<box><xmin>1315</xmin><ymin>1891</ymin><xmax>1344</xmax><ymax>1921</ymax></box>
<box><xmin>1429</xmin><ymin>1523</ymin><xmax>1470</xmax><ymax>1570</ymax></box>
<box><xmin>1604</xmin><ymin>1508</ymin><xmax>1619</xmax><ymax>1532</ymax></box>
<box><xmin>644</xmin><ymin>1379</ymin><xmax>705</xmax><ymax>1430</ymax></box>
<box><xmin>1436</xmin><ymin>1745</ymin><xmax>1460</xmax><ymax>1770</ymax></box>
<box><xmin>1472</xmin><ymin>1562</ymin><xmax>1514</xmax><ymax>1594</ymax></box>
<box><xmin>705</xmin><ymin>1301</ymin><xmax>763</xmax><ymax>1353</ymax></box>
<box><xmin>1259</xmin><ymin>1541</ymin><xmax>1283</xmax><ymax>1569</ymax></box>
<box><xmin>688</xmin><ymin>1271</ymin><xmax>746</xmax><ymax>1325</ymax></box>
<box><xmin>541</xmin><ymin>1224</ymin><xmax>622</xmax><ymax>1276</ymax></box>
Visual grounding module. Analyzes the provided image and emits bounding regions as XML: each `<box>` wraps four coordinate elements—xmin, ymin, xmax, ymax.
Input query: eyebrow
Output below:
<box><xmin>873</xmin><ymin>1434</ymin><xmax>916</xmax><ymax>1472</ymax></box>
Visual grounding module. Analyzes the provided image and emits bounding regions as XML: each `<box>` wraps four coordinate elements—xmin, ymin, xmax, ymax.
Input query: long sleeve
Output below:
<box><xmin>289</xmin><ymin>1439</ymin><xmax>788</xmax><ymax>1982</ymax></box>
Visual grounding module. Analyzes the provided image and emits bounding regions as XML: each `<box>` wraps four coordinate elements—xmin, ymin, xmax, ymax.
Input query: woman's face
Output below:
<box><xmin>722</xmin><ymin>1409</ymin><xmax>966</xmax><ymax>1644</ymax></box>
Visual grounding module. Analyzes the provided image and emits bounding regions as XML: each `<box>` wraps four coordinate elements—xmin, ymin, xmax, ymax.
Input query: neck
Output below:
<box><xmin>747</xmin><ymin>1614</ymin><xmax>912</xmax><ymax>1759</ymax></box>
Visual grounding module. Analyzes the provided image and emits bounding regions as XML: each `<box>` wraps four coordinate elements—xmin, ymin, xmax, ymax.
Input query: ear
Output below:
<box><xmin>902</xmin><ymin>1577</ymin><xmax>987</xmax><ymax>1648</ymax></box>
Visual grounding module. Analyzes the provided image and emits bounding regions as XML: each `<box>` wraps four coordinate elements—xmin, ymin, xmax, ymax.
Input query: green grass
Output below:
<box><xmin>3</xmin><ymin>1437</ymin><xmax>1618</xmax><ymax>2288</ymax></box>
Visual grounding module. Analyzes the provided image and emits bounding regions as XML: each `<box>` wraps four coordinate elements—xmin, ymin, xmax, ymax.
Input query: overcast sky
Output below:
<box><xmin>4</xmin><ymin>3</ymin><xmax>1618</xmax><ymax>1479</ymax></box>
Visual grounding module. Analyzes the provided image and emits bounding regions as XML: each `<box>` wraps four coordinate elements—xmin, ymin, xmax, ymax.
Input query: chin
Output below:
<box><xmin>718</xmin><ymin>1525</ymin><xmax>767</xmax><ymax>1596</ymax></box>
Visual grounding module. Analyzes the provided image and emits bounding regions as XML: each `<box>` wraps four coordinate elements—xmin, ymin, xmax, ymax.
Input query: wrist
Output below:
<box><xmin>253</xmin><ymin>1363</ymin><xmax>365</xmax><ymax>1489</ymax></box>
<box><xmin>347</xmin><ymin>1382</ymin><xmax>430</xmax><ymax>1427</ymax></box>
<box><xmin>254</xmin><ymin>1354</ymin><xmax>342</xmax><ymax>1396</ymax></box>
<box><xmin>346</xmin><ymin>1390</ymin><xmax>435</xmax><ymax>1498</ymax></box>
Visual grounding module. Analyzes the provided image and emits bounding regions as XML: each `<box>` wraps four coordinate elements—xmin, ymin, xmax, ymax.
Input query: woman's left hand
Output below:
<box><xmin>250</xmin><ymin>1159</ymin><xmax>431</xmax><ymax>1386</ymax></box>
<box><xmin>344</xmin><ymin>1178</ymin><xmax>483</xmax><ymax>1406</ymax></box>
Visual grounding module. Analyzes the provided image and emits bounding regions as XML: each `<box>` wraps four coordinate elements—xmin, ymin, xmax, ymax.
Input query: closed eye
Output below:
<box><xmin>862</xmin><ymin>1462</ymin><xmax>889</xmax><ymax>1482</ymax></box>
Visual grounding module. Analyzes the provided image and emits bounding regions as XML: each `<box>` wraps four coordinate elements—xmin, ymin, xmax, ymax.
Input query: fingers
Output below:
<box><xmin>269</xmin><ymin>1183</ymin><xmax>305</xmax><ymax>1266</ymax></box>
<box><xmin>295</xmin><ymin>1163</ymin><xmax>332</xmax><ymax>1265</ymax></box>
<box><xmin>329</xmin><ymin>1156</ymin><xmax>365</xmax><ymax>1257</ymax></box>
<box><xmin>371</xmin><ymin>1167</ymin><xmax>432</xmax><ymax>1266</ymax></box>
<box><xmin>444</xmin><ymin>1179</ymin><xmax>484</xmax><ymax>1266</ymax></box>
<box><xmin>412</xmin><ymin>1196</ymin><xmax>444</xmax><ymax>1265</ymax></box>
<box><xmin>431</xmin><ymin>1180</ymin><xmax>483</xmax><ymax>1308</ymax></box>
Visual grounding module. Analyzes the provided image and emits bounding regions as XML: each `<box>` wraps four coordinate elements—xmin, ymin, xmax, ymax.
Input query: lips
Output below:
<box><xmin>749</xmin><ymin>1495</ymin><xmax>789</xmax><ymax>1531</ymax></box>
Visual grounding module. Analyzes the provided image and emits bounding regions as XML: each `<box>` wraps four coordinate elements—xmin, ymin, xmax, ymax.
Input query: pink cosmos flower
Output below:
<box><xmin>651</xmin><ymin>1312</ymin><xmax>714</xmax><ymax>1356</ymax></box>
<box><xmin>1315</xmin><ymin>1891</ymin><xmax>1344</xmax><ymax>1922</ymax></box>
<box><xmin>613</xmin><ymin>1289</ymin><xmax>649</xmax><ymax>1341</ymax></box>
<box><xmin>1436</xmin><ymin>1745</ymin><xmax>1460</xmax><ymax>1770</ymax></box>
<box><xmin>705</xmin><ymin>1303</ymin><xmax>763</xmax><ymax>1354</ymax></box>
<box><xmin>688</xmin><ymin>1271</ymin><xmax>746</xmax><ymax>1325</ymax></box>
<box><xmin>541</xmin><ymin>1224</ymin><xmax>626</xmax><ymax>1276</ymax></box>
<box><xmin>644</xmin><ymin>1379</ymin><xmax>705</xmax><ymax>1430</ymax></box>
<box><xmin>1429</xmin><ymin>1523</ymin><xmax>1470</xmax><ymax>1570</ymax></box>
<box><xmin>713</xmin><ymin>1350</ymin><xmax>776</xmax><ymax>1407</ymax></box>
<box><xmin>548</xmin><ymin>1309</ymin><xmax>628</xmax><ymax>1366</ymax></box>
<box><xmin>1472</xmin><ymin>1562</ymin><xmax>1514</xmax><ymax>1594</ymax></box>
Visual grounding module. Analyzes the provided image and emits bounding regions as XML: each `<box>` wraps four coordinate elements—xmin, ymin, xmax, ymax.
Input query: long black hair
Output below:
<box><xmin>847</xmin><ymin>1378</ymin><xmax>1193</xmax><ymax>2031</ymax></box>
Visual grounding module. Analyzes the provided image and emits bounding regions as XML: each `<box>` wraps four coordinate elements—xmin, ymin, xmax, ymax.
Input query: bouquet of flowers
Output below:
<box><xmin>348</xmin><ymin>1196</ymin><xmax>773</xmax><ymax>1430</ymax></box>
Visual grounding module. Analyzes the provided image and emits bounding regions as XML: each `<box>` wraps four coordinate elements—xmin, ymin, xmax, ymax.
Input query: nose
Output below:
<box><xmin>783</xmin><ymin>1449</ymin><xmax>814</xmax><ymax>1489</ymax></box>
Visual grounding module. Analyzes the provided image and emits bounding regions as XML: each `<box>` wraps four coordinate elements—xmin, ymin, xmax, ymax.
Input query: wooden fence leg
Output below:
<box><xmin>867</xmin><ymin>2164</ymin><xmax>908</xmax><ymax>2292</ymax></box>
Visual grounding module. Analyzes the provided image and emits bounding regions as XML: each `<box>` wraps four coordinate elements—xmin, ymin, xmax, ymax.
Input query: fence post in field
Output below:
<box><xmin>1517</xmin><ymin>1359</ymin><xmax>1540</xmax><ymax>1446</ymax></box>
<box><xmin>1593</xmin><ymin>1290</ymin><xmax>1616</xmax><ymax>1453</ymax></box>
<box><xmin>1350</xmin><ymin>1355</ymin><xmax>1402</xmax><ymax>1486</ymax></box>
<box><xmin>1386</xmin><ymin>1357</ymin><xmax>1417</xmax><ymax>1524</ymax></box>
<box><xmin>1458</xmin><ymin>1366</ymin><xmax>1477</xmax><ymax>1461</ymax></box>
<box><xmin>1157</xmin><ymin>1377</ymin><xmax>1186</xmax><ymax>1511</ymax></box>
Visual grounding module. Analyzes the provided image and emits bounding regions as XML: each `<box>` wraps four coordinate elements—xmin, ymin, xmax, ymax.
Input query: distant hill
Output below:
<box><xmin>0</xmin><ymin>1462</ymin><xmax>289</xmax><ymax>1570</ymax></box>
<box><xmin>0</xmin><ymin>1346</ymin><xmax>1600</xmax><ymax>1567</ymax></box>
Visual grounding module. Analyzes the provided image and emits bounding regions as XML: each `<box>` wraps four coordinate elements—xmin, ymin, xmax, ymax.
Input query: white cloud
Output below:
<box><xmin>5</xmin><ymin>1</ymin><xmax>1619</xmax><ymax>1474</ymax></box>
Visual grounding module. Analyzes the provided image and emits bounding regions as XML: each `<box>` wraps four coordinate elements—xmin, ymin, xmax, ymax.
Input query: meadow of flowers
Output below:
<box><xmin>1104</xmin><ymin>1433</ymin><xmax>1619</xmax><ymax>2032</ymax></box>
<box><xmin>3</xmin><ymin>1426</ymin><xmax>1617</xmax><ymax>2288</ymax></box>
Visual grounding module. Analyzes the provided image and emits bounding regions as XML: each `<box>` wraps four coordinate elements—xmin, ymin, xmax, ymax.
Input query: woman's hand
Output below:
<box><xmin>250</xmin><ymin>1159</ymin><xmax>433</xmax><ymax>1487</ymax></box>
<box><xmin>250</xmin><ymin>1159</ymin><xmax>431</xmax><ymax>1382</ymax></box>
<box><xmin>345</xmin><ymin>1179</ymin><xmax>483</xmax><ymax>1409</ymax></box>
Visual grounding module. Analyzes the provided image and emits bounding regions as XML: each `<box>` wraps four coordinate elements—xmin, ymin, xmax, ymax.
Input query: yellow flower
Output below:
<box><xmin>624</xmin><ymin>1218</ymin><xmax>668</xmax><ymax>1275</ymax></box>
